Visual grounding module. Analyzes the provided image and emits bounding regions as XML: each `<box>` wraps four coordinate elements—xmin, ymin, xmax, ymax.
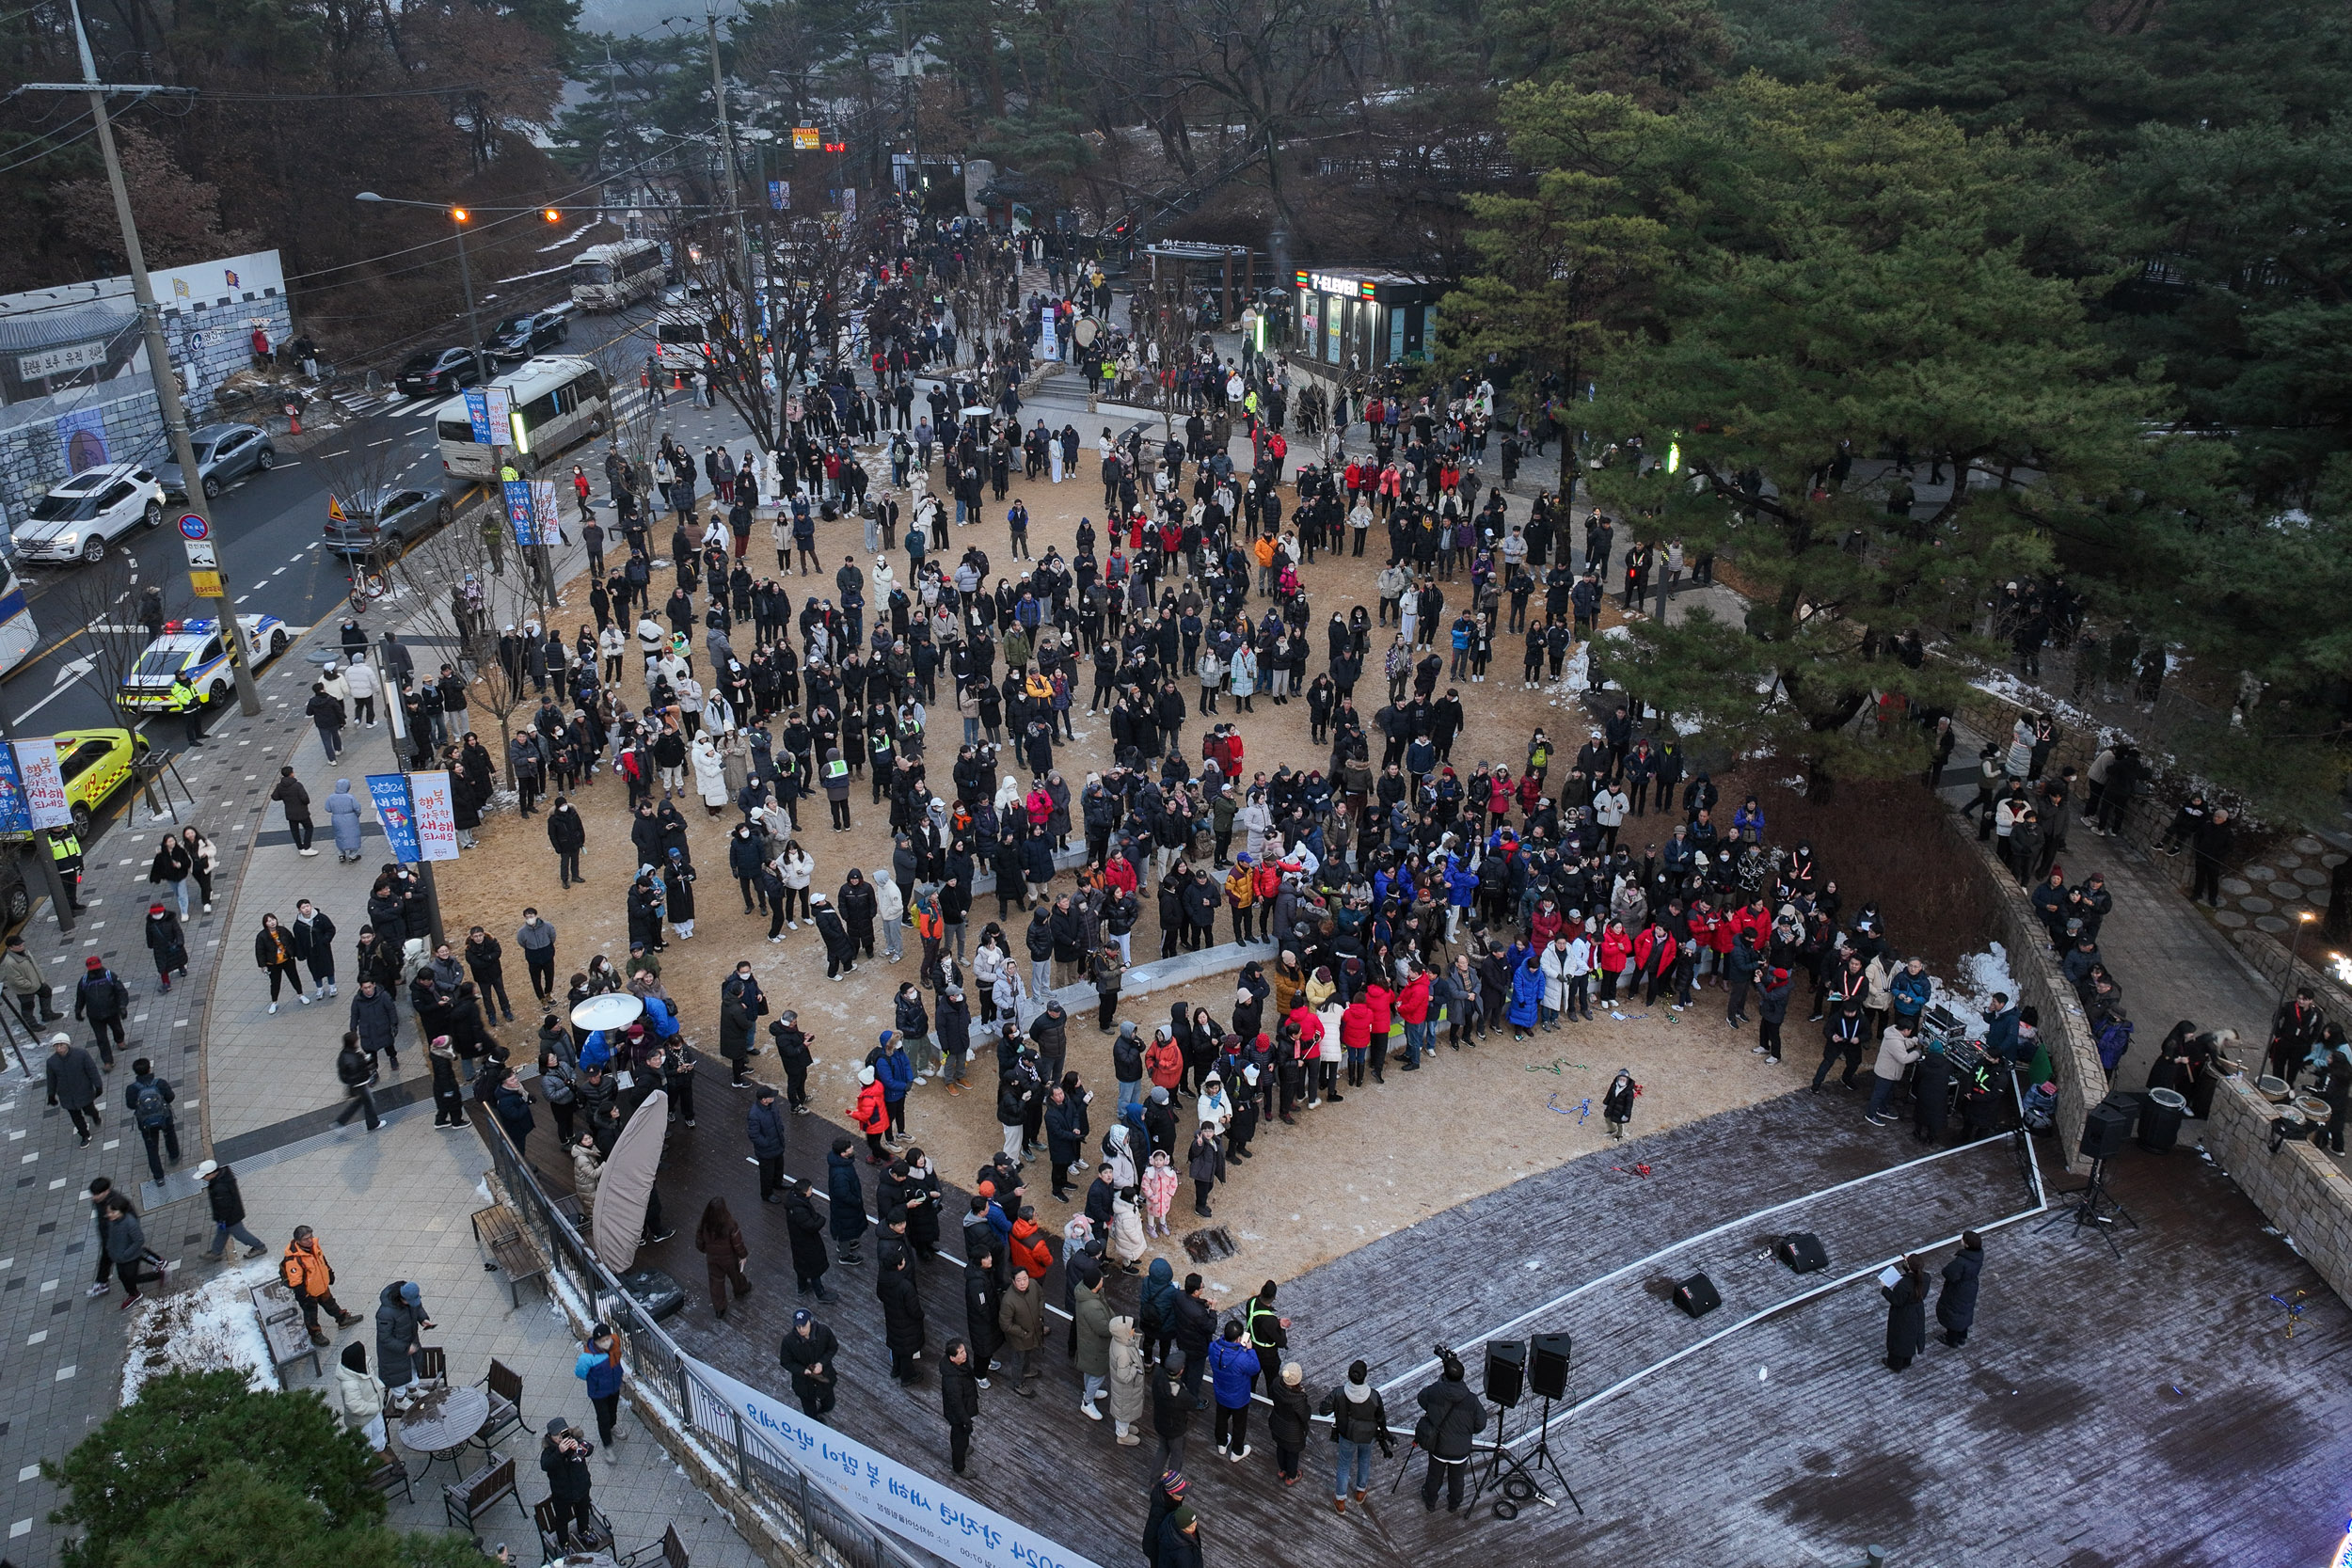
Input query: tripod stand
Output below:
<box><xmin>1470</xmin><ymin>1398</ymin><xmax>1583</xmax><ymax>1518</ymax></box>
<box><xmin>2034</xmin><ymin>1155</ymin><xmax>2137</xmax><ymax>1259</ymax></box>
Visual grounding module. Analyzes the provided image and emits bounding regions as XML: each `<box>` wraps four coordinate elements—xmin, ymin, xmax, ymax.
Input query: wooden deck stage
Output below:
<box><xmin>511</xmin><ymin>1085</ymin><xmax>2352</xmax><ymax>1567</ymax></box>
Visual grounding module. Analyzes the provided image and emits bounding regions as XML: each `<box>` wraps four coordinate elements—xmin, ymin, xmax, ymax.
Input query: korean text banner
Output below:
<box><xmin>365</xmin><ymin>773</ymin><xmax>421</xmax><ymax>863</ymax></box>
<box><xmin>682</xmin><ymin>1354</ymin><xmax>1102</xmax><ymax>1568</ymax></box>
<box><xmin>15</xmin><ymin>740</ymin><xmax>71</xmax><ymax>830</ymax></box>
<box><xmin>408</xmin><ymin>770</ymin><xmax>459</xmax><ymax>862</ymax></box>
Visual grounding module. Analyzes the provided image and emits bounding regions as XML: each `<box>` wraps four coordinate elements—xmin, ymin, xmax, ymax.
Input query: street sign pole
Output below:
<box><xmin>71</xmin><ymin>0</ymin><xmax>259</xmax><ymax>717</ymax></box>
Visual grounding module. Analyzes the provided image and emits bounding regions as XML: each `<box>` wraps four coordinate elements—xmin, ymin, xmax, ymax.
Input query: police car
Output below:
<box><xmin>119</xmin><ymin>615</ymin><xmax>291</xmax><ymax>712</ymax></box>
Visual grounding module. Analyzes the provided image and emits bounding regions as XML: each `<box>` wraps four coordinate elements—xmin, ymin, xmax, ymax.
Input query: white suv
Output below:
<box><xmin>16</xmin><ymin>463</ymin><xmax>166</xmax><ymax>564</ymax></box>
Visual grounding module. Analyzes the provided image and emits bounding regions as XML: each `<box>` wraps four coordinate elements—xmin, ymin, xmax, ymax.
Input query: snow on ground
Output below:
<box><xmin>120</xmin><ymin>1264</ymin><xmax>280</xmax><ymax>1402</ymax></box>
<box><xmin>1929</xmin><ymin>943</ymin><xmax>2021</xmax><ymax>1038</ymax></box>
<box><xmin>1966</xmin><ymin>669</ymin><xmax>2108</xmax><ymax>739</ymax></box>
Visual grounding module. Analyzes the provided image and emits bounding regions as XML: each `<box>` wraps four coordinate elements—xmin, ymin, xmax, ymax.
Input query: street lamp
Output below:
<box><xmin>2278</xmin><ymin>908</ymin><xmax>2320</xmax><ymax>1029</ymax></box>
<box><xmin>357</xmin><ymin>193</ymin><xmax>564</xmax><ymax>384</ymax></box>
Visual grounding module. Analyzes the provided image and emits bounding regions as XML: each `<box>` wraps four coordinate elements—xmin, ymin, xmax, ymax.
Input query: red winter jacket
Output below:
<box><xmin>1341</xmin><ymin>1001</ymin><xmax>1374</xmax><ymax>1051</ymax></box>
<box><xmin>1396</xmin><ymin>972</ymin><xmax>1432</xmax><ymax>1024</ymax></box>
<box><xmin>1364</xmin><ymin>982</ymin><xmax>1395</xmax><ymax>1035</ymax></box>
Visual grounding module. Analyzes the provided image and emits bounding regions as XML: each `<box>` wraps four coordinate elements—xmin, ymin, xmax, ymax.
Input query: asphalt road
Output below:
<box><xmin>0</xmin><ymin>298</ymin><xmax>674</xmax><ymax>745</ymax></box>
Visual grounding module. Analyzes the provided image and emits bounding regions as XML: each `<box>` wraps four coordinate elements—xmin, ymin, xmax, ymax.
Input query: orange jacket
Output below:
<box><xmin>280</xmin><ymin>1238</ymin><xmax>333</xmax><ymax>1299</ymax></box>
<box><xmin>850</xmin><ymin>1080</ymin><xmax>888</xmax><ymax>1135</ymax></box>
<box><xmin>1009</xmin><ymin>1218</ymin><xmax>1055</xmax><ymax>1279</ymax></box>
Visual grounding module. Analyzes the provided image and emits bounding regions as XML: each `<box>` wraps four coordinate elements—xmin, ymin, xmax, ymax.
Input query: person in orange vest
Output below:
<box><xmin>281</xmin><ymin>1225</ymin><xmax>364</xmax><ymax>1345</ymax></box>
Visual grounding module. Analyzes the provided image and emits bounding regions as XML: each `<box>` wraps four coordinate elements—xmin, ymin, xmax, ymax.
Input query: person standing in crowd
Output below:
<box><xmin>1415</xmin><ymin>1348</ymin><xmax>1485</xmax><ymax>1513</ymax></box>
<box><xmin>694</xmin><ymin>1197</ymin><xmax>754</xmax><ymax>1320</ymax></box>
<box><xmin>574</xmin><ymin>1323</ymin><xmax>628</xmax><ymax>1447</ymax></box>
<box><xmin>1883</xmin><ymin>1255</ymin><xmax>1931</xmax><ymax>1370</ymax></box>
<box><xmin>940</xmin><ymin>1338</ymin><xmax>981</xmax><ymax>1474</ymax></box>
<box><xmin>781</xmin><ymin>1307</ymin><xmax>839</xmax><ymax>1418</ymax></box>
<box><xmin>1321</xmin><ymin>1358</ymin><xmax>1390</xmax><ymax>1512</ymax></box>
<box><xmin>538</xmin><ymin>1418</ymin><xmax>599</xmax><ymax>1547</ymax></box>
<box><xmin>1937</xmin><ymin>1231</ymin><xmax>1983</xmax><ymax>1347</ymax></box>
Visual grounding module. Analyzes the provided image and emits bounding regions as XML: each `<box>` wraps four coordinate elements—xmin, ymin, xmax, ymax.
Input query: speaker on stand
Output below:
<box><xmin>1474</xmin><ymin>1333</ymin><xmax>1584</xmax><ymax>1521</ymax></box>
<box><xmin>2034</xmin><ymin>1095</ymin><xmax>2140</xmax><ymax>1259</ymax></box>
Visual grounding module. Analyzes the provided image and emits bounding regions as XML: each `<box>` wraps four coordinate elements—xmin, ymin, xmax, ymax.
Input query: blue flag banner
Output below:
<box><xmin>502</xmin><ymin>479</ymin><xmax>540</xmax><ymax>547</ymax></box>
<box><xmin>0</xmin><ymin>745</ymin><xmax>29</xmax><ymax>836</ymax></box>
<box><xmin>366</xmin><ymin>773</ymin><xmax>422</xmax><ymax>863</ymax></box>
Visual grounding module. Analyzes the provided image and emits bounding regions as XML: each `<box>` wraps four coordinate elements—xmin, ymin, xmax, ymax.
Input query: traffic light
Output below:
<box><xmin>822</xmin><ymin>134</ymin><xmax>847</xmax><ymax>152</ymax></box>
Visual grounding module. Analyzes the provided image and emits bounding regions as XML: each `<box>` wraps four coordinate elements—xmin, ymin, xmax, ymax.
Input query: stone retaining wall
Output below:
<box><xmin>1939</xmin><ymin>812</ymin><xmax>2106</xmax><ymax>1175</ymax></box>
<box><xmin>2201</xmin><ymin>1073</ymin><xmax>2352</xmax><ymax>1306</ymax></box>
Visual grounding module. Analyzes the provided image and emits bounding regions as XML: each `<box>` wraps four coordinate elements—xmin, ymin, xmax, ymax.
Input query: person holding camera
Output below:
<box><xmin>1414</xmin><ymin>1349</ymin><xmax>1486</xmax><ymax>1513</ymax></box>
<box><xmin>538</xmin><ymin>1418</ymin><xmax>598</xmax><ymax>1547</ymax></box>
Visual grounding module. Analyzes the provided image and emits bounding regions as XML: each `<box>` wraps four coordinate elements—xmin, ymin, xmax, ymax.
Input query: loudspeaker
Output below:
<box><xmin>1529</xmin><ymin>1333</ymin><xmax>1572</xmax><ymax>1401</ymax></box>
<box><xmin>1775</xmin><ymin>1232</ymin><xmax>1828</xmax><ymax>1275</ymax></box>
<box><xmin>1672</xmin><ymin>1273</ymin><xmax>1721</xmax><ymax>1320</ymax></box>
<box><xmin>2081</xmin><ymin>1096</ymin><xmax>2136</xmax><ymax>1162</ymax></box>
<box><xmin>1483</xmin><ymin>1339</ymin><xmax>1525</xmax><ymax>1409</ymax></box>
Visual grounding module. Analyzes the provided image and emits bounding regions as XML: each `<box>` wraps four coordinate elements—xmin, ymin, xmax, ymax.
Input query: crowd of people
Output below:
<box><xmin>373</xmin><ymin>271</ymin><xmax>2094</xmax><ymax>1566</ymax></box>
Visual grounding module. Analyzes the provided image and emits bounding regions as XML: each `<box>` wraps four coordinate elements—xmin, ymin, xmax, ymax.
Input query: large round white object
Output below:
<box><xmin>570</xmin><ymin>992</ymin><xmax>644</xmax><ymax>1034</ymax></box>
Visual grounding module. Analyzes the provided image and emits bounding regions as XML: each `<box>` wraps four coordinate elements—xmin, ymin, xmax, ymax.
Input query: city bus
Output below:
<box><xmin>569</xmin><ymin>239</ymin><xmax>665</xmax><ymax>312</ymax></box>
<box><xmin>433</xmin><ymin>356</ymin><xmax>611</xmax><ymax>482</ymax></box>
<box><xmin>0</xmin><ymin>550</ymin><xmax>39</xmax><ymax>676</ymax></box>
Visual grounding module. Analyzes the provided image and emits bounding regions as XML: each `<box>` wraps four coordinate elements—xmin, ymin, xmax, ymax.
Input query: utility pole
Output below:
<box><xmin>69</xmin><ymin>0</ymin><xmax>261</xmax><ymax>717</ymax></box>
<box><xmin>707</xmin><ymin>3</ymin><xmax>762</xmax><ymax>441</ymax></box>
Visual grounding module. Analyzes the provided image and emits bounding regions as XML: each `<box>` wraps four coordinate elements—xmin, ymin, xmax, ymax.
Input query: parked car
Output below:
<box><xmin>119</xmin><ymin>614</ymin><xmax>290</xmax><ymax>713</ymax></box>
<box><xmin>48</xmin><ymin>726</ymin><xmax>150</xmax><ymax>839</ymax></box>
<box><xmin>486</xmin><ymin>309</ymin><xmax>573</xmax><ymax>363</ymax></box>
<box><xmin>156</xmin><ymin>423</ymin><xmax>275</xmax><ymax>499</ymax></box>
<box><xmin>324</xmin><ymin>484</ymin><xmax>451</xmax><ymax>557</ymax></box>
<box><xmin>13</xmin><ymin>464</ymin><xmax>165</xmax><ymax>564</ymax></box>
<box><xmin>395</xmin><ymin>346</ymin><xmax>482</xmax><ymax>398</ymax></box>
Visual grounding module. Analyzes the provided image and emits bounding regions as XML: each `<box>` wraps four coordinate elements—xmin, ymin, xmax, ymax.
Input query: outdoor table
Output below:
<box><xmin>397</xmin><ymin>1384</ymin><xmax>491</xmax><ymax>1477</ymax></box>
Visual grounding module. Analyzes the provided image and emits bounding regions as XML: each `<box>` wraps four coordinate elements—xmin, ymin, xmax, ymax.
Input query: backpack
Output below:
<box><xmin>2095</xmin><ymin>1016</ymin><xmax>2135</xmax><ymax>1071</ymax></box>
<box><xmin>131</xmin><ymin>1079</ymin><xmax>168</xmax><ymax>1129</ymax></box>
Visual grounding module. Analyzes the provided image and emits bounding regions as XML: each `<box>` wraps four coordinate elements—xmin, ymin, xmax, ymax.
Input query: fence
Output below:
<box><xmin>475</xmin><ymin>1117</ymin><xmax>931</xmax><ymax>1568</ymax></box>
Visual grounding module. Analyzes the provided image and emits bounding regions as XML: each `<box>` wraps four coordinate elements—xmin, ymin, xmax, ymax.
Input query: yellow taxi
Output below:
<box><xmin>49</xmin><ymin>727</ymin><xmax>150</xmax><ymax>837</ymax></box>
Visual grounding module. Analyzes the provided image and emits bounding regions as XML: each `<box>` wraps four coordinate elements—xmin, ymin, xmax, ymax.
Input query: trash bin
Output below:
<box><xmin>2138</xmin><ymin>1087</ymin><xmax>2188</xmax><ymax>1153</ymax></box>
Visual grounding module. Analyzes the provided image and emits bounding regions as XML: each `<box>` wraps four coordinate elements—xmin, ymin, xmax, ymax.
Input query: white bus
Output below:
<box><xmin>570</xmin><ymin>239</ymin><xmax>665</xmax><ymax>311</ymax></box>
<box><xmin>653</xmin><ymin>305</ymin><xmax>715</xmax><ymax>372</ymax></box>
<box><xmin>433</xmin><ymin>356</ymin><xmax>611</xmax><ymax>482</ymax></box>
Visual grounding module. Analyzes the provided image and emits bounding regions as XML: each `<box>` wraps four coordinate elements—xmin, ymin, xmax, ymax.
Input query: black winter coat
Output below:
<box><xmin>877</xmin><ymin>1264</ymin><xmax>926</xmax><ymax>1354</ymax></box>
<box><xmin>1883</xmin><ymin>1272</ymin><xmax>1929</xmax><ymax>1360</ymax></box>
<box><xmin>826</xmin><ymin>1150</ymin><xmax>867</xmax><ymax>1243</ymax></box>
<box><xmin>780</xmin><ymin>1320</ymin><xmax>838</xmax><ymax>1394</ymax></box>
<box><xmin>785</xmin><ymin>1192</ymin><xmax>831</xmax><ymax>1277</ymax></box>
<box><xmin>1936</xmin><ymin>1247</ymin><xmax>1982</xmax><ymax>1334</ymax></box>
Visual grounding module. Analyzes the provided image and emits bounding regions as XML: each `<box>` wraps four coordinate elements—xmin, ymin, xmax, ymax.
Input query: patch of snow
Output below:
<box><xmin>540</xmin><ymin>220</ymin><xmax>600</xmax><ymax>252</ymax></box>
<box><xmin>1779</xmin><ymin>775</ymin><xmax>1807</xmax><ymax>795</ymax></box>
<box><xmin>1930</xmin><ymin>943</ymin><xmax>2020</xmax><ymax>1038</ymax></box>
<box><xmin>121</xmin><ymin>1268</ymin><xmax>279</xmax><ymax>1402</ymax></box>
<box><xmin>1966</xmin><ymin>669</ymin><xmax>2097</xmax><ymax>734</ymax></box>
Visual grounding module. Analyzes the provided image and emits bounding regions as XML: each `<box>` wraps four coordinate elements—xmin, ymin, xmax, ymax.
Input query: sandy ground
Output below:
<box><xmin>439</xmin><ymin>436</ymin><xmax>1793</xmax><ymax>1291</ymax></box>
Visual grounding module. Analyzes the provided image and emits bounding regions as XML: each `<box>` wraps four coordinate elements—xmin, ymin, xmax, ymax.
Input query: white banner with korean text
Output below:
<box><xmin>682</xmin><ymin>1354</ymin><xmax>1102</xmax><ymax>1568</ymax></box>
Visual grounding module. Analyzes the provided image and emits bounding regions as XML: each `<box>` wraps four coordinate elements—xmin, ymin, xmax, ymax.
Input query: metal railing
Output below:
<box><xmin>474</xmin><ymin>1118</ymin><xmax>929</xmax><ymax>1568</ymax></box>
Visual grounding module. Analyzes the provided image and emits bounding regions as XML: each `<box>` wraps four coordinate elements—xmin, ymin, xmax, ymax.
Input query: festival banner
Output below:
<box><xmin>365</xmin><ymin>773</ymin><xmax>422</xmax><ymax>863</ymax></box>
<box><xmin>0</xmin><ymin>745</ymin><xmax>31</xmax><ymax>835</ymax></box>
<box><xmin>408</xmin><ymin>770</ymin><xmax>460</xmax><ymax>862</ymax></box>
<box><xmin>14</xmin><ymin>740</ymin><xmax>71</xmax><ymax>830</ymax></box>
<box><xmin>682</xmin><ymin>1354</ymin><xmax>1102</xmax><ymax>1568</ymax></box>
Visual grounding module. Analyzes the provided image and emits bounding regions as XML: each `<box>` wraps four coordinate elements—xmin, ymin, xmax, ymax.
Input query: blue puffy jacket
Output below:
<box><xmin>1446</xmin><ymin>859</ymin><xmax>1480</xmax><ymax>910</ymax></box>
<box><xmin>1890</xmin><ymin>970</ymin><xmax>1932</xmax><ymax>1019</ymax></box>
<box><xmin>875</xmin><ymin>1044</ymin><xmax>914</xmax><ymax>1101</ymax></box>
<box><xmin>1508</xmin><ymin>958</ymin><xmax>1546</xmax><ymax>1027</ymax></box>
<box><xmin>1208</xmin><ymin>1335</ymin><xmax>1259</xmax><ymax>1409</ymax></box>
<box><xmin>575</xmin><ymin>1347</ymin><xmax>624</xmax><ymax>1400</ymax></box>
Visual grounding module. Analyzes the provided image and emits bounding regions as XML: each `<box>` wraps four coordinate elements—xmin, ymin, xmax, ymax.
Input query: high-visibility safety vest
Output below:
<box><xmin>822</xmin><ymin>758</ymin><xmax>848</xmax><ymax>784</ymax></box>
